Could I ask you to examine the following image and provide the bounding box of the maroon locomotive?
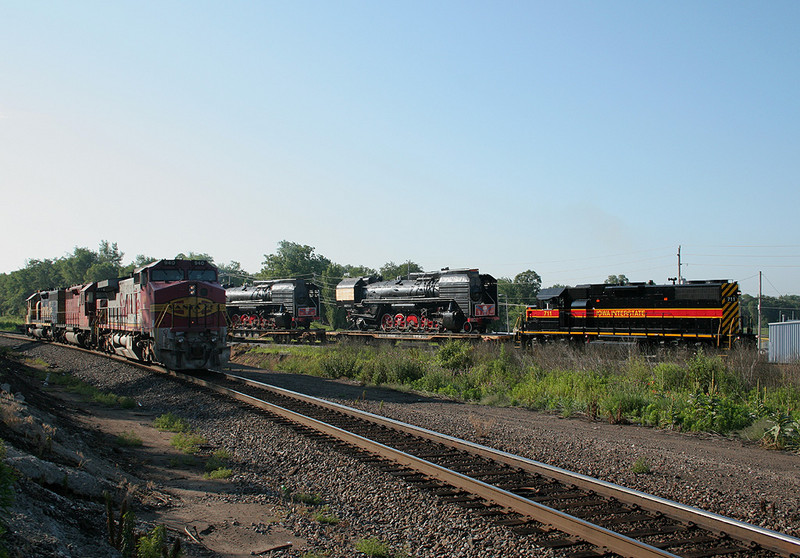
[26,259,229,370]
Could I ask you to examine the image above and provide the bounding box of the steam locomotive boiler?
[516,279,751,348]
[226,279,320,331]
[335,268,498,333]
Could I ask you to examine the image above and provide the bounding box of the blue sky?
[1,1,798,296]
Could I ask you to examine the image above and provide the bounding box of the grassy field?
[235,340,800,450]
[0,316,23,333]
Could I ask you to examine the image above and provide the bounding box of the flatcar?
[26,259,229,370]
[515,279,751,348]
[226,278,320,331]
[336,268,498,333]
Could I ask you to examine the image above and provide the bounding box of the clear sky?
[1,1,798,296]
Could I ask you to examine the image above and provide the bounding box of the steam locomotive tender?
[25,259,230,370]
[226,279,320,331]
[516,280,749,348]
[336,268,498,333]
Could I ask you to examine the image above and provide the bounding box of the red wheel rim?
[407,314,419,330]
[395,313,407,330]
[381,313,394,331]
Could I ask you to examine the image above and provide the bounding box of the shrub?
[312,506,340,525]
[293,492,323,506]
[115,431,143,447]
[170,433,206,454]
[355,537,391,557]
[319,347,362,379]
[203,467,232,480]
[631,456,651,474]
[437,340,473,372]
[154,413,191,433]
[137,524,182,558]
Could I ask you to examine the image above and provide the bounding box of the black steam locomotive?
[516,280,750,347]
[335,268,498,333]
[226,279,320,331]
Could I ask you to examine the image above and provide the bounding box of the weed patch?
[115,431,143,447]
[170,433,206,454]
[153,413,191,433]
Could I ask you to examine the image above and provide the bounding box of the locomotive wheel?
[381,313,394,331]
[463,321,473,333]
[394,313,407,330]
[406,314,419,331]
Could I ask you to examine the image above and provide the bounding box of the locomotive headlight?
[189,284,197,296]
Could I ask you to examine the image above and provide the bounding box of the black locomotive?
[226,279,320,331]
[335,268,498,333]
[516,280,750,347]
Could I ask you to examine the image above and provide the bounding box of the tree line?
[2,240,797,332]
[0,240,543,331]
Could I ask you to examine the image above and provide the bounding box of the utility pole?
[758,271,762,351]
[677,245,682,284]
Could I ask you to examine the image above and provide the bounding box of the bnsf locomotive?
[226,279,320,331]
[25,259,229,370]
[336,268,498,333]
[516,280,750,348]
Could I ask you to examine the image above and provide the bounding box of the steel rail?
[220,372,800,558]
[168,369,682,558]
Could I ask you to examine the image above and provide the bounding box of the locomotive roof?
[133,258,216,274]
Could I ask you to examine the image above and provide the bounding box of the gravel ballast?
[2,337,799,557]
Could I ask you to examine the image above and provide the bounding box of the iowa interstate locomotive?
[336,268,498,333]
[226,278,320,331]
[516,279,750,348]
[25,259,229,370]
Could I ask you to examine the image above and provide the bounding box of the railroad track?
[4,331,798,557]
[161,367,800,558]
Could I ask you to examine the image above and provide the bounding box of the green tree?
[84,262,121,282]
[120,255,157,276]
[343,264,377,278]
[58,247,98,286]
[605,274,630,285]
[174,252,214,262]
[98,241,124,267]
[494,269,542,332]
[259,241,331,279]
[217,261,251,287]
[379,261,422,280]
[320,263,347,328]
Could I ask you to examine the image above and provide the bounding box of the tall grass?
[237,341,800,439]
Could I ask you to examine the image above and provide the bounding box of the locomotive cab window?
[150,269,185,282]
[188,269,217,282]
